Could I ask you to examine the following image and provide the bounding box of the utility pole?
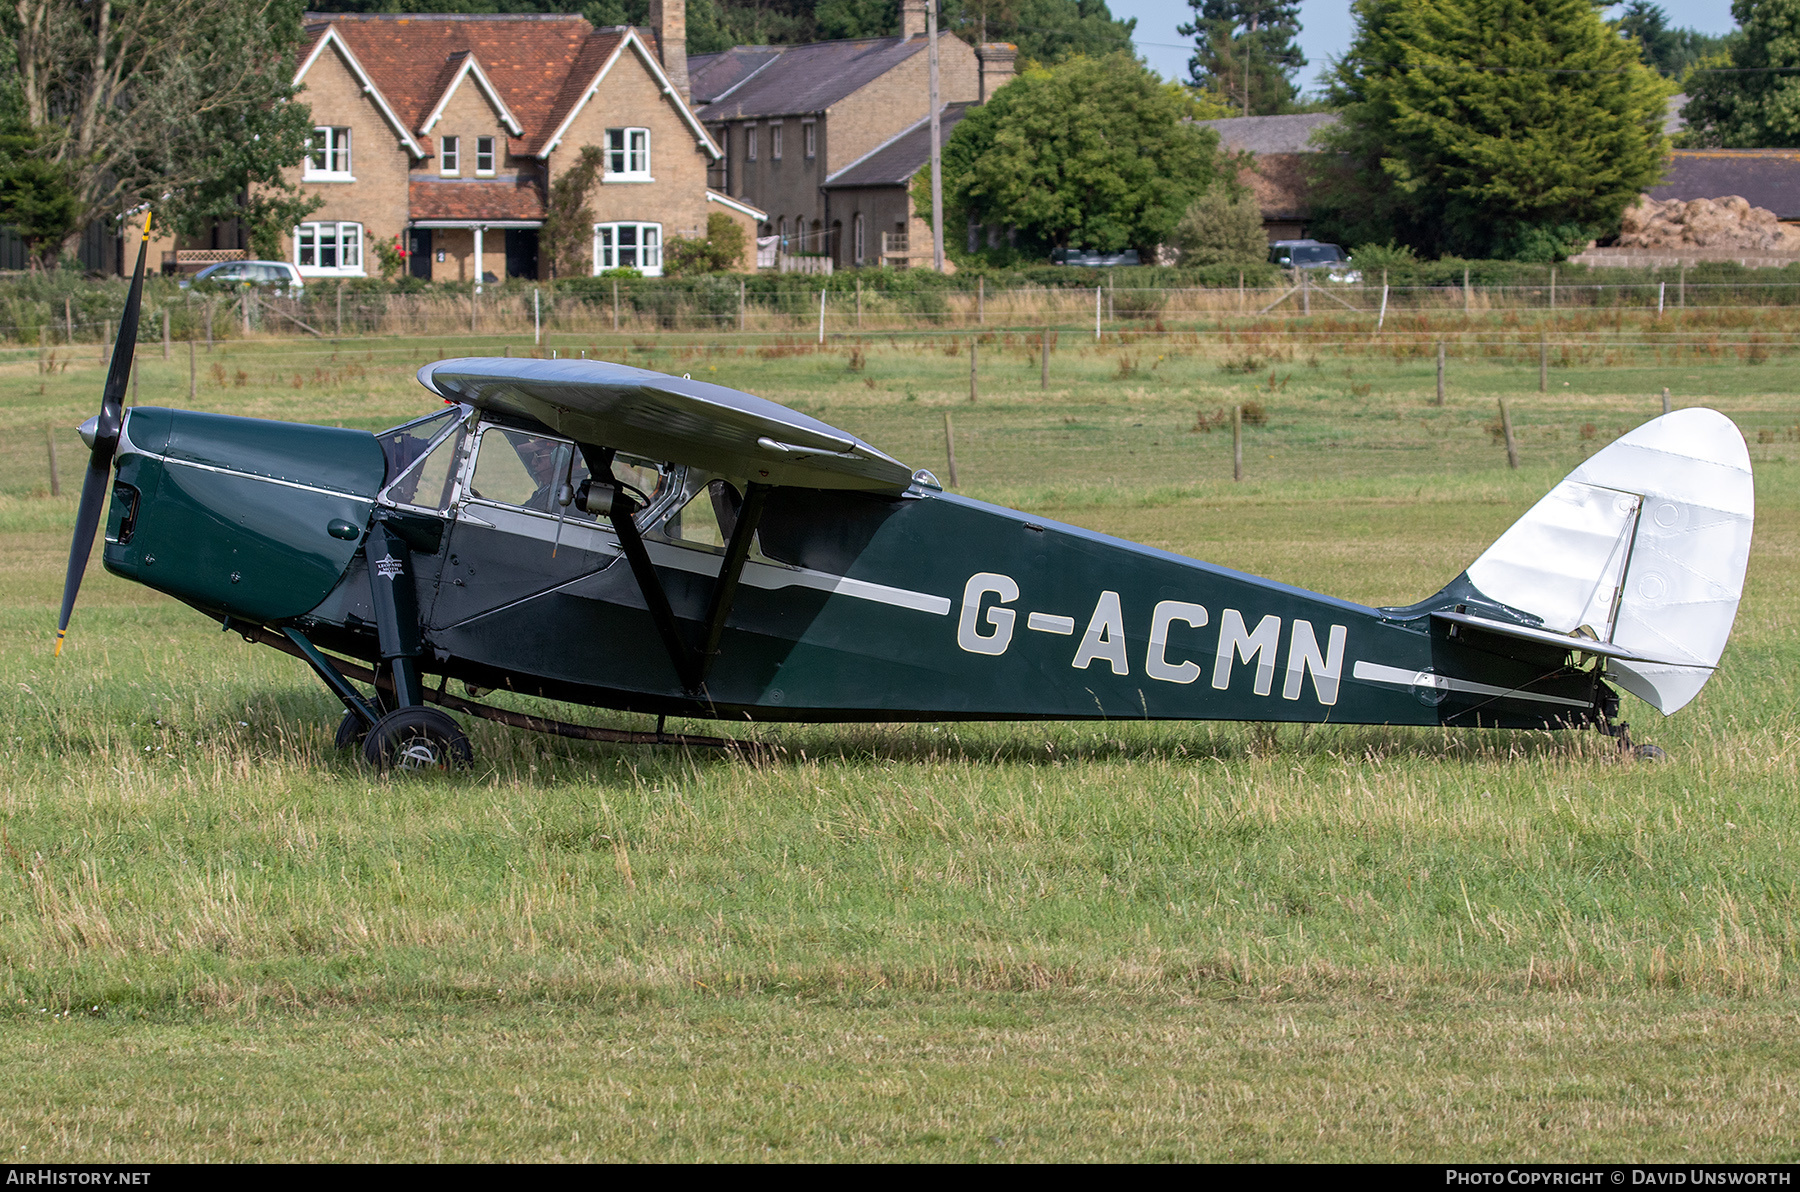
[927,0,945,273]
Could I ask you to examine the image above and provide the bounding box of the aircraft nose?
[77,415,100,450]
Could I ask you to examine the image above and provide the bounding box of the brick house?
[690,0,1014,267]
[1196,112,1340,242]
[159,9,763,281]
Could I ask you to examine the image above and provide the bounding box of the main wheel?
[335,710,369,751]
[1632,742,1669,762]
[362,707,473,772]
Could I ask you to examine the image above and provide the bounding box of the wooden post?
[1678,264,1685,309]
[1436,341,1445,406]
[1095,286,1101,340]
[534,287,542,345]
[1301,268,1309,316]
[1232,405,1243,482]
[64,296,73,343]
[504,344,511,357]
[856,277,863,330]
[1539,335,1548,393]
[612,279,620,331]
[1463,267,1471,313]
[1550,265,1556,311]
[817,287,826,344]
[46,428,60,497]
[1662,387,1672,415]
[969,339,978,402]
[37,328,46,375]
[241,292,250,336]
[977,275,984,325]
[1499,399,1519,470]
[161,310,169,360]
[943,411,959,487]
[188,338,196,400]
[1040,327,1049,391]
[337,283,344,336]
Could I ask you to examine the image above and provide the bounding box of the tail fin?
[1460,408,1753,714]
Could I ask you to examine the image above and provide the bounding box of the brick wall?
[419,76,523,282]
[827,35,977,175]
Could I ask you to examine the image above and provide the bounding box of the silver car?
[1268,240,1361,284]
[179,260,306,291]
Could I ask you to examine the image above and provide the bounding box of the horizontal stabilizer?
[1431,610,1714,670]
[418,357,917,493]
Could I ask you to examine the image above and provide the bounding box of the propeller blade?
[56,212,153,656]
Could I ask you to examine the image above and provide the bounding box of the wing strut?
[697,482,771,686]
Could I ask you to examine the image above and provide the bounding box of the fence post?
[1376,272,1389,333]
[1463,267,1471,314]
[64,296,73,343]
[856,277,863,330]
[38,328,46,376]
[534,287,541,345]
[1094,286,1101,341]
[1662,387,1671,416]
[1539,334,1547,393]
[943,411,959,488]
[162,310,169,360]
[1678,265,1685,309]
[818,287,826,344]
[1498,399,1519,470]
[1436,341,1446,406]
[738,278,746,333]
[1232,405,1243,482]
[612,279,620,331]
[977,275,984,325]
[969,339,978,402]
[1301,268,1309,316]
[46,428,60,498]
[1041,327,1050,391]
[242,292,250,336]
[188,338,196,400]
[1549,265,1556,311]
[1658,281,1666,316]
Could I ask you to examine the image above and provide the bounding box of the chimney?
[976,42,1017,102]
[901,0,929,39]
[650,0,689,104]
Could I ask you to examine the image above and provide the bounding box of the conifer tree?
[1179,0,1306,115]
[1312,0,1671,261]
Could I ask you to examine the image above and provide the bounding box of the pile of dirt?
[1619,194,1800,252]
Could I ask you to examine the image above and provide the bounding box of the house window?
[475,136,495,175]
[746,125,757,162]
[294,221,364,276]
[803,121,816,160]
[606,128,650,179]
[593,222,662,277]
[771,123,783,160]
[440,136,460,176]
[305,127,352,179]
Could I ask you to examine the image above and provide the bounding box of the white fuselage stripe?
[1351,660,1591,708]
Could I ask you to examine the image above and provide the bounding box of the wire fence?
[8,277,1800,351]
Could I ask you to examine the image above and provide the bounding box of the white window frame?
[440,135,460,176]
[604,127,651,181]
[803,119,816,160]
[746,124,758,162]
[293,221,365,277]
[304,126,353,181]
[592,221,663,277]
[771,122,783,161]
[475,135,496,175]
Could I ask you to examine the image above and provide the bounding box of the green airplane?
[57,226,1755,769]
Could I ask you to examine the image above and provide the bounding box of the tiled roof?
[1650,150,1800,221]
[1197,112,1339,156]
[409,176,547,222]
[693,35,938,121]
[822,103,973,189]
[299,13,623,156]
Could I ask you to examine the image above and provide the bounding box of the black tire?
[334,710,369,751]
[1632,743,1669,762]
[362,707,473,772]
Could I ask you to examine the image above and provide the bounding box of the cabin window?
[381,415,467,511]
[475,135,496,175]
[605,128,650,180]
[440,136,460,176]
[468,427,672,521]
[293,221,363,276]
[665,481,742,551]
[592,222,662,276]
[305,126,352,179]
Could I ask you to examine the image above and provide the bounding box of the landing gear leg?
[362,520,471,771]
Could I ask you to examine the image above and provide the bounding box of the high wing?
[417,357,916,493]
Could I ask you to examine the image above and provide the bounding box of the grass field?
[2,315,1799,1161]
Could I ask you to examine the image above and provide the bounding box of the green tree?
[1179,0,1306,115]
[543,146,605,278]
[4,0,319,257]
[0,121,81,270]
[1680,0,1800,146]
[664,210,749,273]
[1171,183,1264,265]
[1311,0,1672,261]
[1616,0,1728,79]
[922,53,1227,258]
